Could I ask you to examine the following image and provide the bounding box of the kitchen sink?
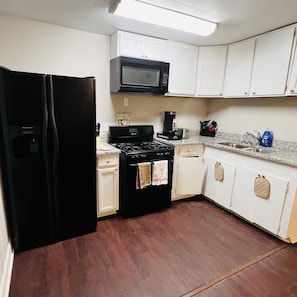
[218,142,271,154]
[218,142,250,149]
[242,146,268,153]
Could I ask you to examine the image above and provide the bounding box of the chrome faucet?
[243,131,261,146]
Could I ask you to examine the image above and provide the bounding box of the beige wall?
[0,13,113,124]
[111,94,207,133]
[207,97,297,142]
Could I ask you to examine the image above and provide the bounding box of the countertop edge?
[96,143,121,156]
[154,136,297,168]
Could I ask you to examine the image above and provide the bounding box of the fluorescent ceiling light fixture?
[109,0,217,36]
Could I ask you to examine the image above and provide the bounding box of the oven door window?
[122,66,160,87]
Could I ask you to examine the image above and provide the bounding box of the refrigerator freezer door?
[0,68,55,252]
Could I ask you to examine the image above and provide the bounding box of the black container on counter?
[200,120,217,137]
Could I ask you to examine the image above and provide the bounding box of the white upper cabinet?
[196,46,227,97]
[223,39,255,97]
[110,30,168,62]
[167,41,199,96]
[110,26,296,98]
[249,26,295,96]
[287,28,297,95]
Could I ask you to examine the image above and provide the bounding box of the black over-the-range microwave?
[110,56,170,95]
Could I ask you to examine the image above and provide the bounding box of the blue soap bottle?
[261,129,273,147]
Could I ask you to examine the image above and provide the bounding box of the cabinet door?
[175,145,204,195]
[250,26,295,96]
[253,173,288,234]
[223,39,255,97]
[144,36,168,61]
[175,156,204,195]
[111,31,167,61]
[196,46,227,96]
[167,41,199,95]
[287,30,297,95]
[203,157,236,209]
[97,167,119,218]
[231,166,258,222]
[117,31,144,58]
[231,166,288,234]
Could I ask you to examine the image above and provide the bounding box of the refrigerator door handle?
[47,75,61,238]
[47,77,60,156]
[41,76,57,241]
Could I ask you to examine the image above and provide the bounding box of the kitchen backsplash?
[217,131,297,151]
[100,129,297,151]
[100,128,297,151]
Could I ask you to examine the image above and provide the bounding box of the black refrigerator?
[0,67,97,252]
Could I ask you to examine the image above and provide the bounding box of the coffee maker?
[157,111,182,140]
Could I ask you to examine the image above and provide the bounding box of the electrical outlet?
[102,122,109,132]
[124,97,129,106]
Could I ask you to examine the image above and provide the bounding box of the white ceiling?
[1,0,297,46]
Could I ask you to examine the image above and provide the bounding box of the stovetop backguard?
[109,125,154,144]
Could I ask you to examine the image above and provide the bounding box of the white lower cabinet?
[203,146,297,243]
[231,166,289,234]
[203,156,236,209]
[172,144,204,200]
[97,154,119,218]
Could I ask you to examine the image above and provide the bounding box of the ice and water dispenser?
[12,125,40,158]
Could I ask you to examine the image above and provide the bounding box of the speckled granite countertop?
[155,132,297,168]
[96,132,297,167]
[96,142,121,156]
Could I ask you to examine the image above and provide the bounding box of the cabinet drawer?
[98,155,118,168]
[179,145,203,156]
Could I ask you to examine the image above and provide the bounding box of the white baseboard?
[0,243,14,297]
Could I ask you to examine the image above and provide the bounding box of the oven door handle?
[128,163,152,168]
[128,161,170,167]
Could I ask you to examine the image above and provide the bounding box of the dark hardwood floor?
[9,198,297,297]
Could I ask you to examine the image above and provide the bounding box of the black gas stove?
[109,125,174,162]
[113,141,171,153]
[108,125,174,218]
[111,141,173,162]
